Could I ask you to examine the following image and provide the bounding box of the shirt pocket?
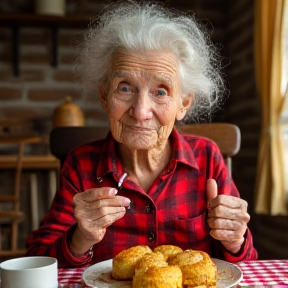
[174,211,209,243]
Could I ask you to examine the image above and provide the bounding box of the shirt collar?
[96,126,199,179]
[169,127,199,169]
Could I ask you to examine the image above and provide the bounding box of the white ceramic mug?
[0,256,58,288]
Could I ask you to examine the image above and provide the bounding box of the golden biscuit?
[168,249,217,288]
[134,252,168,276]
[112,245,152,280]
[132,265,182,288]
[154,245,183,261]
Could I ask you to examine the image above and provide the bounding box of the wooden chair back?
[50,124,241,175]
[177,123,241,175]
[0,136,42,258]
[50,126,110,165]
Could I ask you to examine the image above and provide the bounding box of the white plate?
[212,258,243,288]
[82,258,242,288]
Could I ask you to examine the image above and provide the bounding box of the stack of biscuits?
[112,245,217,288]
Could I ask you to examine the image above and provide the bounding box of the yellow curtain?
[254,0,286,215]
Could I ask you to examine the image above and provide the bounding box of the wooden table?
[57,259,288,287]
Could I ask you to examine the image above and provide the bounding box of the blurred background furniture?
[50,126,109,165]
[50,123,241,175]
[177,123,241,175]
[0,136,59,258]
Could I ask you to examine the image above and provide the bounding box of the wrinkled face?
[100,50,190,150]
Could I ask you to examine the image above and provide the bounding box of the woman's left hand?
[206,179,250,254]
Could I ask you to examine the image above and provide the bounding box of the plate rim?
[212,258,243,288]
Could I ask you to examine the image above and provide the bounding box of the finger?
[74,196,130,218]
[209,194,248,211]
[207,218,247,232]
[83,207,127,230]
[206,179,218,209]
[74,187,118,204]
[76,205,126,223]
[100,209,127,228]
[208,205,250,222]
[94,196,131,209]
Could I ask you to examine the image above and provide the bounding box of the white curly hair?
[76,0,227,123]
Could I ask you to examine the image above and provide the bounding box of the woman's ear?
[99,85,108,112]
[176,92,193,121]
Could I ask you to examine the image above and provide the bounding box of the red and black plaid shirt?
[26,128,257,268]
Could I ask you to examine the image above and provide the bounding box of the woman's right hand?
[69,187,130,256]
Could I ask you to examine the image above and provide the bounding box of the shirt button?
[148,231,156,242]
[127,201,132,210]
[146,205,154,213]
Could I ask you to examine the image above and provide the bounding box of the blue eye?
[155,89,167,96]
[120,86,130,92]
[117,83,133,94]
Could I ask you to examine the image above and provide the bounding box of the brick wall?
[0,26,109,133]
[0,0,228,136]
[224,1,260,212]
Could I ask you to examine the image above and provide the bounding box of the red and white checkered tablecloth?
[58,267,85,285]
[237,260,288,287]
[58,260,288,287]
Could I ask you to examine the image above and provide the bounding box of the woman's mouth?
[123,124,158,133]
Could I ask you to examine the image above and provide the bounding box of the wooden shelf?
[0,136,59,169]
[0,136,43,144]
[0,13,91,76]
[0,155,59,169]
[0,249,26,257]
[0,13,90,28]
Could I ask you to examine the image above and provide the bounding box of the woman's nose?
[129,91,153,120]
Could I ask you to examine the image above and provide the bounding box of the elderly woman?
[26,1,257,267]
